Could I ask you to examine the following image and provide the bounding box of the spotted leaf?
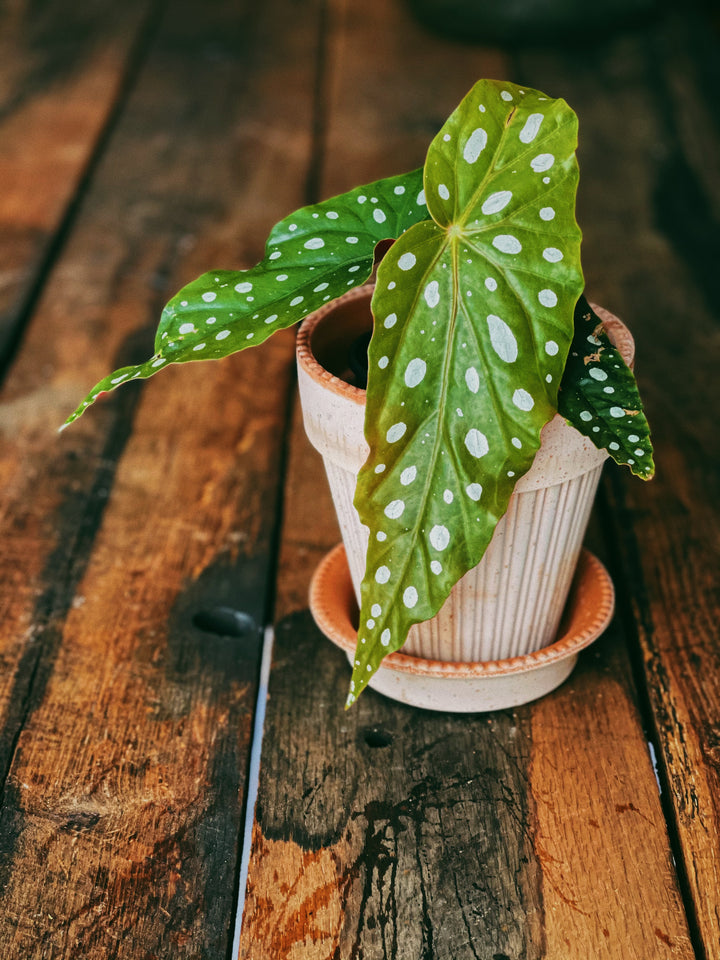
[63,169,429,426]
[348,79,583,704]
[559,296,654,478]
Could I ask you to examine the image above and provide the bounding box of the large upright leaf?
[63,169,429,426]
[560,296,654,478]
[347,79,584,704]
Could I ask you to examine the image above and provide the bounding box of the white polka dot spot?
[519,113,544,143]
[381,629,391,647]
[512,389,534,411]
[269,251,282,260]
[466,483,483,501]
[609,407,625,418]
[481,190,513,215]
[429,525,450,551]
[538,289,558,307]
[386,422,407,442]
[304,238,325,250]
[465,367,480,393]
[346,236,359,244]
[384,313,397,329]
[234,281,253,293]
[512,437,522,448]
[589,368,608,381]
[403,587,418,609]
[394,185,406,195]
[492,235,522,254]
[539,207,555,221]
[398,252,417,271]
[545,340,559,356]
[542,247,563,262]
[313,282,329,292]
[487,314,518,363]
[201,291,216,303]
[373,208,387,224]
[374,463,386,473]
[371,603,382,617]
[405,358,426,387]
[378,356,389,369]
[265,314,278,324]
[485,277,498,292]
[385,499,405,519]
[400,466,417,485]
[290,296,304,306]
[579,411,593,422]
[178,323,195,335]
[438,184,450,200]
[375,566,391,584]
[531,153,555,172]
[216,330,230,340]
[465,428,489,458]
[463,128,488,164]
[424,281,440,308]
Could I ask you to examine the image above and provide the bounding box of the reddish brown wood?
[518,14,720,954]
[0,0,321,955]
[0,0,158,368]
[239,2,697,957]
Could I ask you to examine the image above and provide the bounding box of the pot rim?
[295,285,371,407]
[296,285,635,403]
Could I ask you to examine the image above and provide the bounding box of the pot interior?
[309,286,373,384]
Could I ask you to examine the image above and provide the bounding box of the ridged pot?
[297,284,633,666]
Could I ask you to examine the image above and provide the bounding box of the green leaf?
[63,169,429,426]
[559,296,655,479]
[348,79,584,704]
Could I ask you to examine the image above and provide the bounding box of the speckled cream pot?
[297,285,632,705]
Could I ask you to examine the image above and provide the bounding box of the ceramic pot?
[296,285,632,666]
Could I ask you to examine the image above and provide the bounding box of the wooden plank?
[0,0,157,369]
[517,11,720,955]
[0,0,321,955]
[240,0,695,956]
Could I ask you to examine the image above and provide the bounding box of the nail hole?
[362,727,393,749]
[193,607,257,638]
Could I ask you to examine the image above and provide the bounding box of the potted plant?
[64,79,653,708]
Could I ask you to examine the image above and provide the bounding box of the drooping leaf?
[63,169,429,426]
[560,296,654,478]
[348,79,584,704]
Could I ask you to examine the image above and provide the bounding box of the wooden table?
[1,0,718,956]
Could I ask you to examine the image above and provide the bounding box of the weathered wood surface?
[243,425,693,959]
[1,0,718,956]
[238,1,714,957]
[0,0,158,371]
[0,0,318,954]
[517,11,720,956]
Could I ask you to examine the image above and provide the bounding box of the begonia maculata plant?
[66,79,653,705]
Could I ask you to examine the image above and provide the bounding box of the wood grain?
[239,1,702,956]
[0,0,320,954]
[0,0,157,369]
[517,14,720,955]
